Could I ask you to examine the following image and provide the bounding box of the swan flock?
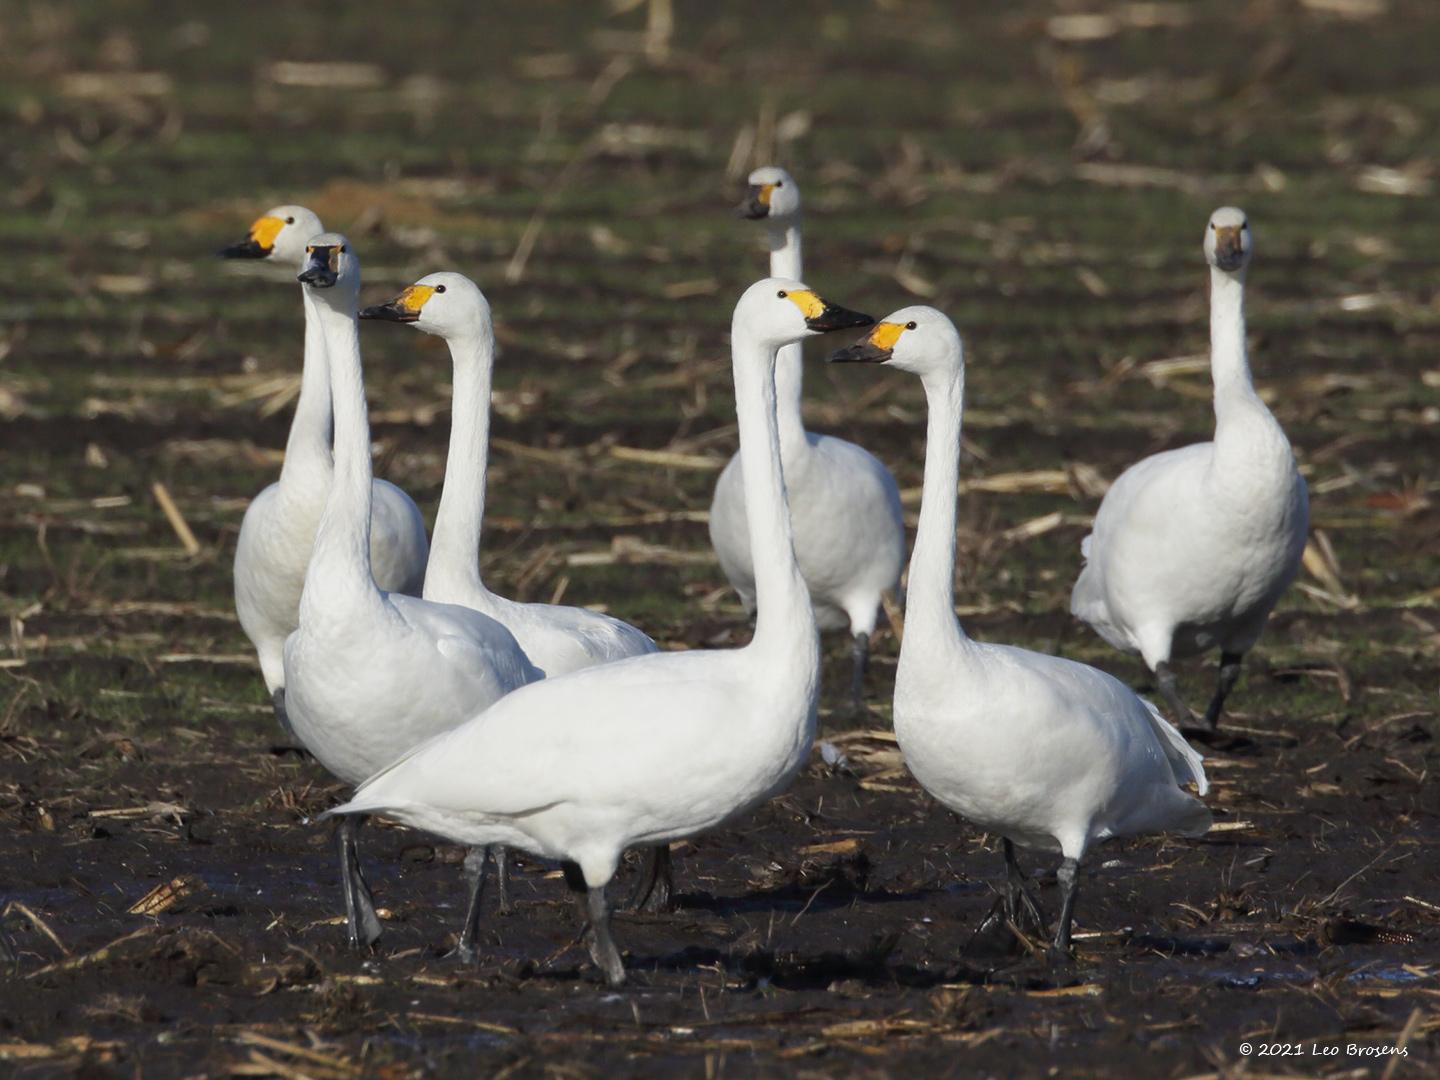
[215,180,1306,986]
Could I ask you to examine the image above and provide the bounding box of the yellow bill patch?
[869,322,907,350]
[782,289,826,319]
[756,182,775,206]
[248,215,285,252]
[393,284,437,314]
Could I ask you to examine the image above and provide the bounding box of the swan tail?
[1140,696,1209,796]
[1171,794,1214,838]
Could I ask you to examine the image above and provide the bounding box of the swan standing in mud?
[360,271,660,931]
[831,308,1212,956]
[322,280,873,986]
[1070,209,1308,732]
[282,235,538,949]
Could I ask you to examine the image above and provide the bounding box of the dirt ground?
[2,1,1438,1076]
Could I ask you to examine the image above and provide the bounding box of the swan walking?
[360,272,661,931]
[221,207,429,734]
[322,280,873,986]
[709,167,905,713]
[831,308,1211,956]
[282,235,539,949]
[1070,209,1308,732]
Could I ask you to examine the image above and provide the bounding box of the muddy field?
[2,1,1439,1076]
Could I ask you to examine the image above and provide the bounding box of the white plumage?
[222,206,429,726]
[358,271,657,678]
[325,278,875,985]
[710,167,905,710]
[1071,208,1308,732]
[281,234,539,948]
[830,306,1211,955]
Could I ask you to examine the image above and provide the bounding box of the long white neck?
[1209,266,1288,475]
[278,287,334,495]
[424,327,495,604]
[732,318,816,657]
[767,219,807,456]
[301,288,380,617]
[904,366,970,653]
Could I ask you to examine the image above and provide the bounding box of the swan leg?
[563,860,626,987]
[452,846,491,964]
[1153,662,1198,729]
[1049,857,1080,961]
[626,845,675,914]
[1003,839,1046,937]
[493,846,513,916]
[848,631,870,715]
[271,688,295,739]
[336,816,383,950]
[1200,651,1244,730]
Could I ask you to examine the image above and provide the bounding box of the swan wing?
[1137,696,1209,796]
[337,651,741,820]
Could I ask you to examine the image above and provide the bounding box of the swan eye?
[776,290,787,298]
[1211,223,1217,230]
[905,321,917,330]
[774,180,784,188]
[285,216,295,224]
[435,284,446,293]
[340,245,348,253]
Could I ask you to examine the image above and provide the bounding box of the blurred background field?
[1,1,1438,1076]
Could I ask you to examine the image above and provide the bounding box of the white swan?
[709,167,905,712]
[282,234,540,948]
[222,206,429,732]
[360,271,664,923]
[830,307,1211,956]
[359,272,657,674]
[1070,208,1308,732]
[322,279,874,986]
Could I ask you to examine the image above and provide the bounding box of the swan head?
[219,205,323,266]
[735,277,872,350]
[1204,206,1252,274]
[738,166,800,221]
[297,232,360,296]
[829,305,962,377]
[359,271,490,338]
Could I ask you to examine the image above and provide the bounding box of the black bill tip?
[297,266,338,288]
[218,239,269,260]
[829,341,892,364]
[804,304,874,334]
[357,301,414,322]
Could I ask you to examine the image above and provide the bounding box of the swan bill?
[1213,225,1245,271]
[219,215,285,259]
[829,321,907,363]
[737,183,775,219]
[780,289,872,333]
[805,302,874,333]
[298,244,341,288]
[358,284,437,323]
